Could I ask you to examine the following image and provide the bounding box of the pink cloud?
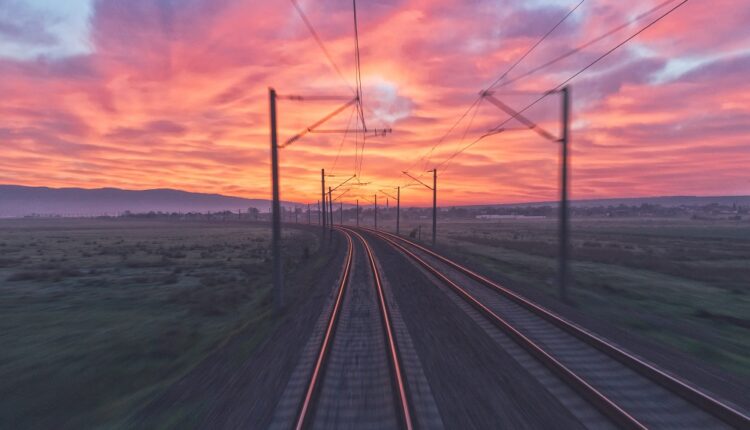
[0,0,748,205]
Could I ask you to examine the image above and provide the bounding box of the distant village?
[467,202,747,221]
[22,201,746,221]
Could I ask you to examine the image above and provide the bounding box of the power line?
[352,0,366,130]
[352,0,369,179]
[498,0,681,89]
[460,97,483,146]
[406,96,482,174]
[437,0,690,171]
[439,96,485,175]
[329,104,357,176]
[403,0,584,181]
[291,0,381,185]
[486,0,585,90]
[357,133,366,177]
[553,0,689,90]
[290,0,355,94]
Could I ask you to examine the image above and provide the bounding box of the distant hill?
[2,184,747,218]
[472,195,750,209]
[0,185,300,217]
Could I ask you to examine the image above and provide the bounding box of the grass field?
[388,216,750,378]
[2,216,748,427]
[0,218,321,428]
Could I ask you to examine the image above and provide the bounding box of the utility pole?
[402,170,436,245]
[269,88,283,313]
[270,88,379,247]
[559,86,571,302]
[432,169,437,247]
[329,186,334,233]
[340,201,343,225]
[374,194,378,230]
[356,199,359,227]
[481,87,570,301]
[380,188,400,235]
[321,169,327,234]
[396,186,401,235]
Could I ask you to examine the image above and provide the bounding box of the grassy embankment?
[0,218,324,428]
[391,217,750,378]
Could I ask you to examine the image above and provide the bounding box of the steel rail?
[367,228,750,429]
[343,227,415,430]
[294,231,354,430]
[366,228,646,430]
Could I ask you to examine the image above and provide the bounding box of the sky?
[0,0,748,206]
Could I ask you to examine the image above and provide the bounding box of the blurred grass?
[395,217,750,378]
[0,218,320,428]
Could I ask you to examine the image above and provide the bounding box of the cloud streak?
[0,0,748,205]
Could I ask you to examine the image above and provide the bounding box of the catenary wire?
[436,0,690,171]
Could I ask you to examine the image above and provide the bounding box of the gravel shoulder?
[364,230,589,429]
[133,227,347,428]
[422,236,750,414]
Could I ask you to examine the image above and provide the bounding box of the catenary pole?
[396,186,401,235]
[321,169,327,234]
[432,169,437,246]
[558,86,571,302]
[329,186,334,233]
[269,88,283,313]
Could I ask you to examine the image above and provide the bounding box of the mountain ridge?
[0,185,298,217]
[1,184,748,217]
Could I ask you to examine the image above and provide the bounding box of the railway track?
[362,227,750,430]
[292,228,414,429]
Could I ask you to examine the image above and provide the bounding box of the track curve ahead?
[361,227,749,430]
[293,228,414,429]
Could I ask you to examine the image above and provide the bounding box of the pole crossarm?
[366,128,393,137]
[332,188,352,201]
[310,127,392,135]
[481,92,558,142]
[330,174,355,192]
[281,96,358,148]
[479,125,543,140]
[402,170,433,190]
[400,183,421,189]
[354,177,372,185]
[276,94,354,101]
[481,89,559,96]
[379,189,398,200]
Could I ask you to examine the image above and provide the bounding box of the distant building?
[475,214,546,220]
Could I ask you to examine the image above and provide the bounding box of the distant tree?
[248,207,260,220]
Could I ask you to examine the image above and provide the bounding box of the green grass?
[393,217,750,377]
[0,218,320,429]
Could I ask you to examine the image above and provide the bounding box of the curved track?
[293,228,413,429]
[362,227,749,429]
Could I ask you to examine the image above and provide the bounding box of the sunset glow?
[1,0,748,205]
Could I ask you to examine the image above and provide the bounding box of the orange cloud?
[0,0,748,206]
